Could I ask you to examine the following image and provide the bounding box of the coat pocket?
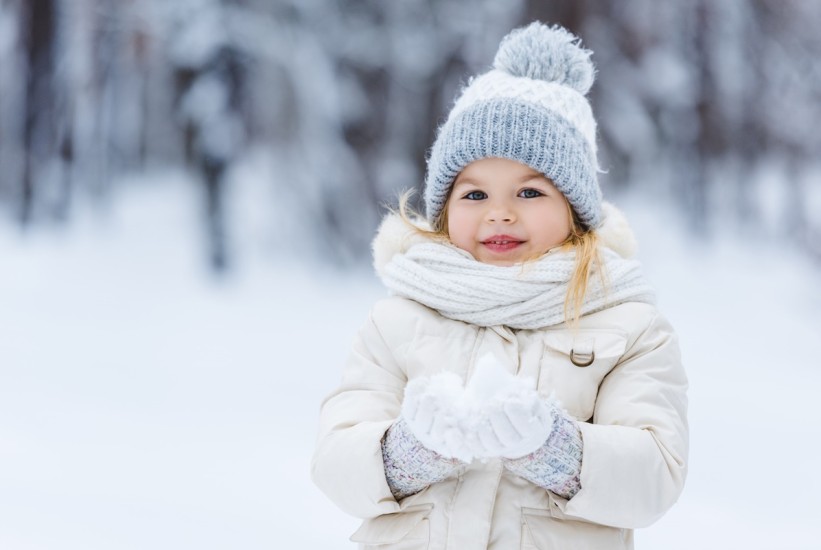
[520,507,632,550]
[539,330,628,421]
[350,504,433,549]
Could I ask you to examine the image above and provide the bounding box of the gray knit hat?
[424,22,602,228]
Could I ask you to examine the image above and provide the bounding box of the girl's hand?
[466,354,556,460]
[471,390,555,459]
[401,372,476,463]
[400,354,559,463]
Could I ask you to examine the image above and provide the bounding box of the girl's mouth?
[481,236,524,252]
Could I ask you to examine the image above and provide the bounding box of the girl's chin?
[483,258,517,266]
[474,244,530,265]
[474,248,551,266]
[474,253,527,266]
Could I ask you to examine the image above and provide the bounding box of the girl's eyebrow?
[519,172,547,183]
[452,178,478,187]
[517,177,551,189]
[455,172,545,186]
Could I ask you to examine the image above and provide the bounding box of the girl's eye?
[519,188,543,199]
[464,190,487,200]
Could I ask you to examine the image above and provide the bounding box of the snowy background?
[2,0,821,549]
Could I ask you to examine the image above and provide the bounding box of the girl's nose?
[486,203,516,223]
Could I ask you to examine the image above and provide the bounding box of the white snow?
[1,173,820,549]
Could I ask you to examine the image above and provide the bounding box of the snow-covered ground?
[1,174,819,549]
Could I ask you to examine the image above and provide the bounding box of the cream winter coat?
[312,211,688,550]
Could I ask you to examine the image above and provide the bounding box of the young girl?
[312,22,688,550]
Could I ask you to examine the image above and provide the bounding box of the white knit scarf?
[379,235,656,330]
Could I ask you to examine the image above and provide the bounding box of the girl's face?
[446,157,572,266]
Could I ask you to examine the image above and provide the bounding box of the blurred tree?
[168,0,249,271]
[20,0,57,224]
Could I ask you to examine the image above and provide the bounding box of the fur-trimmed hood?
[372,201,638,279]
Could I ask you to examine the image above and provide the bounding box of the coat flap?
[521,508,560,550]
[543,330,627,360]
[522,507,630,549]
[350,504,434,544]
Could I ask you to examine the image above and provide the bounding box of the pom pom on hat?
[493,22,595,95]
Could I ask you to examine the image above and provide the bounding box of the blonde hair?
[559,201,607,326]
[395,189,449,240]
[395,189,606,326]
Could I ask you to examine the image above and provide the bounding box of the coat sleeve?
[561,310,689,528]
[310,304,408,519]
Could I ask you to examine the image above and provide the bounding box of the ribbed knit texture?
[380,241,654,330]
[382,417,463,500]
[503,406,583,499]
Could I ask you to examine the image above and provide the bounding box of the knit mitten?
[502,406,583,499]
[466,355,555,460]
[401,371,476,462]
[381,417,463,500]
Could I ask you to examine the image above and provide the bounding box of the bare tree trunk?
[54,104,74,221]
[525,0,586,31]
[21,0,56,225]
[173,36,246,272]
[135,28,150,170]
[687,0,714,236]
[202,155,227,270]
